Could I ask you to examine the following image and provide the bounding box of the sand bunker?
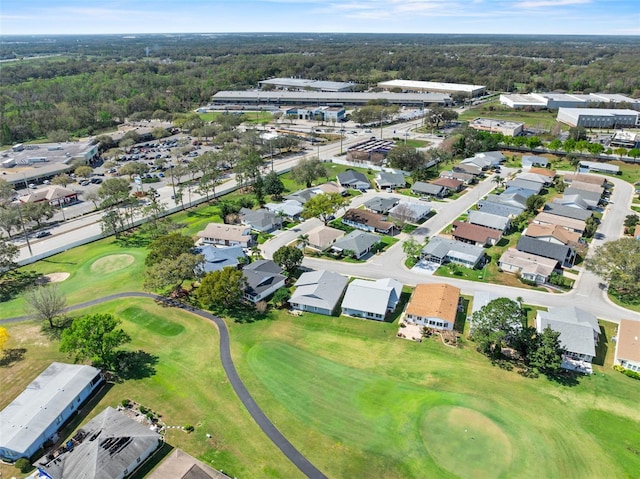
[36,272,71,284]
[90,254,135,275]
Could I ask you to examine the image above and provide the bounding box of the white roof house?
[289,270,349,316]
[341,278,403,321]
[0,363,102,461]
[468,210,510,232]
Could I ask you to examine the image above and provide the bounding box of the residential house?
[567,181,605,195]
[544,203,592,221]
[195,245,247,274]
[0,363,103,461]
[536,306,600,373]
[405,283,461,331]
[563,173,608,187]
[533,212,586,235]
[342,208,396,235]
[498,248,559,284]
[460,151,504,170]
[516,236,576,268]
[563,187,602,209]
[316,181,346,195]
[374,172,406,190]
[337,170,371,190]
[421,236,485,268]
[453,163,483,176]
[551,194,590,211]
[364,196,400,214]
[431,177,464,194]
[504,178,543,195]
[239,208,282,233]
[634,224,640,240]
[471,291,500,316]
[528,167,556,180]
[242,260,287,303]
[388,201,431,224]
[284,188,321,205]
[614,319,640,372]
[468,210,510,232]
[35,407,161,479]
[521,155,549,169]
[20,186,78,207]
[289,270,348,316]
[515,172,551,186]
[578,160,620,175]
[331,230,381,259]
[440,170,475,184]
[452,221,502,246]
[341,278,403,320]
[264,199,304,220]
[411,181,446,198]
[197,223,253,248]
[482,192,528,210]
[476,200,524,218]
[147,449,232,479]
[524,223,581,246]
[305,225,344,251]
[503,186,537,199]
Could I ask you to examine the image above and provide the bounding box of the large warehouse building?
[211,90,452,108]
[500,92,640,110]
[556,108,640,128]
[259,78,358,92]
[377,79,486,97]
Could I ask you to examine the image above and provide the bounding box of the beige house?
[20,186,78,207]
[614,319,640,372]
[306,225,344,251]
[498,248,558,284]
[524,223,581,246]
[533,212,586,235]
[197,223,253,247]
[405,283,460,331]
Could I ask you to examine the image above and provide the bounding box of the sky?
[1,0,639,36]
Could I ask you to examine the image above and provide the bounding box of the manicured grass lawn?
[0,238,148,319]
[0,299,302,479]
[228,310,640,479]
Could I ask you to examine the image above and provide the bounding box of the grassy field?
[458,101,561,131]
[0,299,302,479]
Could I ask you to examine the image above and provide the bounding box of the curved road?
[1,292,327,479]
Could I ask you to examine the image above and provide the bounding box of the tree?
[0,178,14,204]
[196,267,247,310]
[52,173,73,188]
[568,126,588,141]
[48,129,70,142]
[296,234,310,250]
[586,238,640,301]
[144,252,202,294]
[119,161,149,179]
[583,216,598,238]
[146,233,195,266]
[60,313,131,369]
[74,165,93,179]
[301,192,348,225]
[527,327,564,374]
[0,237,19,272]
[22,202,54,228]
[624,214,639,232]
[272,287,291,308]
[84,190,101,210]
[402,237,422,262]
[273,245,304,273]
[99,178,131,207]
[525,195,545,213]
[291,158,327,188]
[0,326,9,351]
[0,206,21,238]
[24,283,68,328]
[264,170,285,200]
[386,145,424,171]
[470,298,525,358]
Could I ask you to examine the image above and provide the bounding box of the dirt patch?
[90,254,135,275]
[35,272,71,284]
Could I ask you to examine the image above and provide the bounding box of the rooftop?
[616,319,640,363]
[378,79,485,93]
[406,283,460,324]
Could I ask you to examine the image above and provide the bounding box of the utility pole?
[16,201,33,256]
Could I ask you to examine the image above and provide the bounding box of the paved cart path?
[1,292,327,479]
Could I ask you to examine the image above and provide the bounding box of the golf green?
[90,253,135,274]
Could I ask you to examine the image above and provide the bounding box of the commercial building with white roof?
[556,108,640,128]
[259,77,358,92]
[0,362,103,461]
[500,92,640,110]
[377,79,486,97]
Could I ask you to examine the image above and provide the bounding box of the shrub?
[15,458,31,473]
[184,424,195,433]
[121,399,131,408]
[139,405,148,415]
[255,300,268,313]
[624,369,640,380]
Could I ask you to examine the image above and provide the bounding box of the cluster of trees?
[143,233,202,295]
[470,298,564,375]
[2,33,638,145]
[587,238,640,303]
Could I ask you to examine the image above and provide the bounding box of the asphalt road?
[0,292,327,479]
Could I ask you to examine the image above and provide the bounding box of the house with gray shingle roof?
[411,181,446,198]
[331,230,380,259]
[35,407,160,479]
[504,178,543,195]
[337,170,371,190]
[421,236,485,268]
[239,208,282,232]
[563,187,602,209]
[477,200,524,218]
[516,235,575,268]
[521,155,549,169]
[195,245,247,274]
[264,199,304,219]
[242,260,287,303]
[375,172,406,189]
[544,203,593,221]
[536,306,600,373]
[389,201,431,224]
[364,196,400,214]
[483,192,528,210]
[289,270,348,316]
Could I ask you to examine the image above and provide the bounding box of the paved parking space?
[411,260,440,276]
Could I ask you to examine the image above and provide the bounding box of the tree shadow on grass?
[544,371,580,387]
[113,350,159,381]
[0,348,27,367]
[40,315,75,341]
[225,304,272,324]
[593,324,609,367]
[0,270,41,302]
[115,231,152,248]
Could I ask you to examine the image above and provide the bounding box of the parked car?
[80,180,90,186]
[35,231,51,238]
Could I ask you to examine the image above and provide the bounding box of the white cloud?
[515,0,590,8]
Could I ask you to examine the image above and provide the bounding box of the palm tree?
[492,175,505,188]
[296,234,310,251]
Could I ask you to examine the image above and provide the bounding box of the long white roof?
[0,362,101,456]
[378,79,485,93]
